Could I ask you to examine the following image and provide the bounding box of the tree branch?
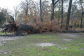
[54,0,59,5]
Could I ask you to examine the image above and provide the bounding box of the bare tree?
[14,7,19,19]
[79,0,84,28]
[21,0,29,16]
[65,0,73,30]
[40,0,43,22]
[60,0,64,28]
[51,0,59,21]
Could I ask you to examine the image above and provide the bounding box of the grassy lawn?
[0,33,84,56]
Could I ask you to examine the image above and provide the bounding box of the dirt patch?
[0,50,10,54]
[60,33,79,38]
[63,39,72,42]
[36,43,68,50]
[36,43,56,47]
[0,36,23,46]
[80,48,84,50]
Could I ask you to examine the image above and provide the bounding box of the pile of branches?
[2,22,39,35]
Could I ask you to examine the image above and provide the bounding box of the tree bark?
[40,0,43,22]
[65,0,73,30]
[51,0,55,21]
[25,0,28,16]
[80,0,83,28]
[61,0,64,28]
[51,0,59,21]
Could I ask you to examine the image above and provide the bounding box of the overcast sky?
[0,0,39,14]
[0,0,21,10]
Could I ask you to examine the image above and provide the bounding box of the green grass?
[0,32,12,35]
[0,33,84,56]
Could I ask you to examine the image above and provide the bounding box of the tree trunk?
[51,0,59,21]
[65,0,73,30]
[80,1,83,28]
[25,0,28,16]
[40,0,43,22]
[51,0,55,21]
[61,0,64,28]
